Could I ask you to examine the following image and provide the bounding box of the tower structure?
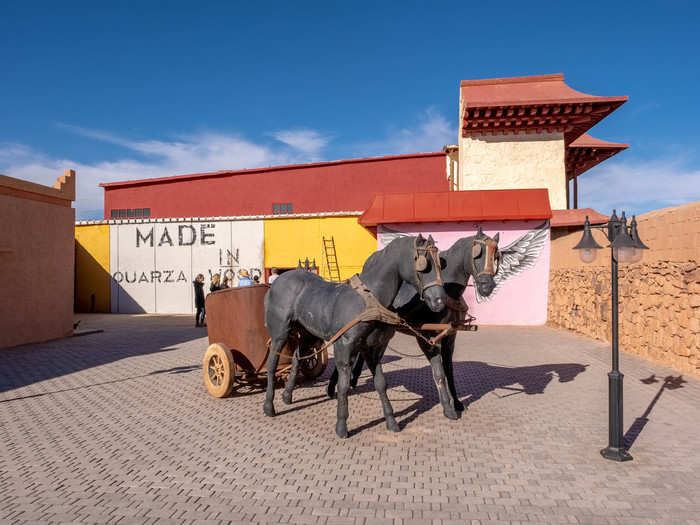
[457,74,628,210]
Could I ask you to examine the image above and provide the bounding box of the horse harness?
[413,237,443,300]
[470,237,500,280]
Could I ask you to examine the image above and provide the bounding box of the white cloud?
[578,157,700,215]
[359,107,455,157]
[271,129,330,160]
[0,127,332,220]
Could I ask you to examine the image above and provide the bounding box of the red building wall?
[102,153,448,219]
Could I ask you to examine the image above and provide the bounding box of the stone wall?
[458,131,566,210]
[548,201,700,378]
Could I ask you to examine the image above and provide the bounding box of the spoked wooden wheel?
[203,343,236,398]
[299,342,328,379]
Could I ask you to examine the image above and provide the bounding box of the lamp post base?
[600,446,633,462]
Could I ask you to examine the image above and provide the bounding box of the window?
[110,208,151,219]
[273,203,293,215]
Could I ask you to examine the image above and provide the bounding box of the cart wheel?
[300,344,328,379]
[203,343,236,398]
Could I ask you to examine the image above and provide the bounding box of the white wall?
[458,131,566,210]
[110,219,264,313]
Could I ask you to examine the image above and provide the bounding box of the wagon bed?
[202,284,327,398]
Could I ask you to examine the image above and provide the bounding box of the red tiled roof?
[99,152,444,188]
[460,74,627,144]
[359,189,552,226]
[566,134,629,179]
[551,208,609,228]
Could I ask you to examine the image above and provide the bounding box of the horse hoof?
[326,386,336,399]
[386,419,400,433]
[335,422,348,439]
[444,408,459,420]
[263,403,276,417]
[350,379,358,389]
[454,399,465,412]
[281,391,293,405]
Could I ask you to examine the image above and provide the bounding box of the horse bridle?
[470,238,500,279]
[413,238,444,300]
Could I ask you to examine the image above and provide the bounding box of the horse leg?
[334,343,352,439]
[281,347,300,405]
[328,351,364,399]
[327,366,339,399]
[365,350,400,432]
[350,353,364,389]
[417,337,458,420]
[441,334,464,411]
[263,337,286,417]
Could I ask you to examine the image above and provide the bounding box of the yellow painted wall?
[264,216,377,281]
[75,224,110,312]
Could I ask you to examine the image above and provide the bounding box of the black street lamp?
[573,211,649,461]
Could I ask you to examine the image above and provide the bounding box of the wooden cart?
[202,284,328,398]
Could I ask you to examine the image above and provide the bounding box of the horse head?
[401,234,447,312]
[467,229,500,298]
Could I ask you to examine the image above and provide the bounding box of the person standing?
[193,274,206,327]
[237,269,253,287]
[269,267,280,284]
[210,273,222,293]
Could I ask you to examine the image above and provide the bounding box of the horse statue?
[263,234,448,438]
[327,228,502,413]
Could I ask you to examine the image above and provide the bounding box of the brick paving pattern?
[1,314,700,525]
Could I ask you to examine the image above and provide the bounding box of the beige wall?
[0,171,76,348]
[458,131,566,209]
[548,201,700,378]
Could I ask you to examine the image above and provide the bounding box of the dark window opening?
[272,203,293,215]
[110,208,151,219]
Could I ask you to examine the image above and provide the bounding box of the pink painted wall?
[378,220,551,325]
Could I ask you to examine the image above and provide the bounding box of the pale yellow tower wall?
[457,131,566,210]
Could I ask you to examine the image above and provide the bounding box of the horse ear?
[417,233,425,242]
[477,226,483,237]
[493,232,499,243]
[427,234,435,244]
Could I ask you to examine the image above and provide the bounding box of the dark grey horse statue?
[263,235,448,438]
[327,230,500,412]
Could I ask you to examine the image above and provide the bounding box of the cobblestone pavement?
[1,314,700,525]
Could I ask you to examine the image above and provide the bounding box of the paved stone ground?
[1,314,699,525]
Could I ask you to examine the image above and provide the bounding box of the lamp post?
[573,211,649,462]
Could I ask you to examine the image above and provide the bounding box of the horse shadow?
[316,358,588,435]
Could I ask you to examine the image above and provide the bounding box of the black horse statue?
[263,234,448,438]
[327,229,500,412]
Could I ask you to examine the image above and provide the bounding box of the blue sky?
[1,1,699,219]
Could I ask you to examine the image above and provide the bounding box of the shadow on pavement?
[624,374,686,449]
[331,358,588,435]
[0,321,206,395]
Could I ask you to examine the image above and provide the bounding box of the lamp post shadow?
[624,374,687,450]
